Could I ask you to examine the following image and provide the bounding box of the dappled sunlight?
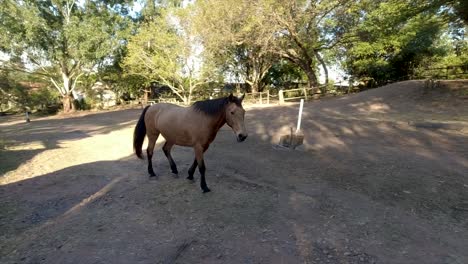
[305,120,347,151]
[1,81,468,263]
[246,96,468,175]
[1,109,143,184]
[1,128,134,185]
[350,100,391,114]
[4,141,46,151]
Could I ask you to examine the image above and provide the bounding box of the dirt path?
[1,80,467,264]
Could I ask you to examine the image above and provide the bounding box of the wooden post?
[279,89,284,105]
[267,90,270,104]
[260,92,263,104]
[296,99,304,133]
[303,87,308,101]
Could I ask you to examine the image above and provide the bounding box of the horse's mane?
[191,96,241,116]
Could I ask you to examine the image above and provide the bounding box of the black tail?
[133,105,151,159]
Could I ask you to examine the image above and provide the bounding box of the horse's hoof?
[149,174,157,178]
[186,175,194,181]
[172,173,179,178]
[202,188,211,193]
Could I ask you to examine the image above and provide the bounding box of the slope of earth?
[0,80,467,264]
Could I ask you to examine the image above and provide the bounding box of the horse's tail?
[133,105,151,159]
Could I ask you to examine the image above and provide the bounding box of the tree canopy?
[0,0,133,112]
[0,0,466,112]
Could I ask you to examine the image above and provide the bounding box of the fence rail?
[278,85,326,104]
[244,90,270,104]
[144,65,468,107]
[417,65,468,80]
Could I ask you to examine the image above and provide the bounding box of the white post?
[296,99,304,133]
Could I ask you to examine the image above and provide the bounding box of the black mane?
[191,96,241,116]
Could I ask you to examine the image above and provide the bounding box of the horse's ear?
[239,94,245,102]
[228,93,234,102]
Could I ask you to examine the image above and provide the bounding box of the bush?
[73,98,92,110]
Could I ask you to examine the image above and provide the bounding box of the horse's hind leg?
[147,132,159,177]
[162,141,178,174]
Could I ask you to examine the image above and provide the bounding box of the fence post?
[267,90,270,104]
[279,89,284,105]
[260,92,263,104]
[303,87,308,101]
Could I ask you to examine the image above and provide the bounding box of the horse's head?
[226,94,247,142]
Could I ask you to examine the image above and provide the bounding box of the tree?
[265,0,361,92]
[195,0,360,93]
[193,0,278,93]
[340,0,452,85]
[123,6,213,105]
[263,59,305,88]
[0,65,59,112]
[0,0,133,112]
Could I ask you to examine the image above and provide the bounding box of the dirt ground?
[1,80,467,264]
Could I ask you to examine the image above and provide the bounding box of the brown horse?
[133,94,247,192]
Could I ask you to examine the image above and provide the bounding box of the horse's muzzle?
[237,134,248,142]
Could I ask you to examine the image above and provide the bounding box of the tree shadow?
[0,151,283,264]
[1,82,467,263]
[244,92,468,222]
[214,84,468,263]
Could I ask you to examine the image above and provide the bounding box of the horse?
[133,94,248,193]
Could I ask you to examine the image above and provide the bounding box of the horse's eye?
[230,111,234,115]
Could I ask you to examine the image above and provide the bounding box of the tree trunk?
[251,82,259,94]
[62,94,75,112]
[303,66,318,92]
[315,51,328,94]
[285,56,319,91]
[188,91,192,105]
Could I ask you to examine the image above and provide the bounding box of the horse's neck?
[203,111,226,145]
[212,111,226,132]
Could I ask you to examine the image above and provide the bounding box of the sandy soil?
[1,80,467,264]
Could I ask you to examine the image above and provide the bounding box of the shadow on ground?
[0,109,142,176]
[1,80,467,264]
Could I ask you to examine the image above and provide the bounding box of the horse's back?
[146,103,186,126]
[145,103,198,146]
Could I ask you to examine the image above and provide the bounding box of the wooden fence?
[278,85,326,104]
[416,65,468,80]
[244,91,271,105]
[237,86,328,105]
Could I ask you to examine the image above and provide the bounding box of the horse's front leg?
[194,145,210,193]
[162,141,178,174]
[187,159,197,181]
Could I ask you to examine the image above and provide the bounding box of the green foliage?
[123,6,213,104]
[29,87,60,110]
[341,0,460,85]
[193,0,278,92]
[263,60,305,88]
[0,0,134,111]
[2,0,465,111]
[0,67,59,112]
